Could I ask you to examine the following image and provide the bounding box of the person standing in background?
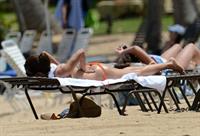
[62,0,89,30]
[162,24,186,52]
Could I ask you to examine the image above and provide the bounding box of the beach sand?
[0,33,200,136]
[0,94,199,136]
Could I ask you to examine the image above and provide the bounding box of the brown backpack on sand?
[40,94,101,120]
[67,94,102,118]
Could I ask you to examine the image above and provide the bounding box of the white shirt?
[48,63,57,78]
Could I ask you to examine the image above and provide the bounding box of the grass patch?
[162,15,174,31]
[0,12,18,31]
[94,15,173,35]
[93,17,143,35]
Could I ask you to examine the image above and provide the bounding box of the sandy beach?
[0,33,200,136]
[0,94,200,136]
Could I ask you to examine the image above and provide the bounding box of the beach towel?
[55,73,167,93]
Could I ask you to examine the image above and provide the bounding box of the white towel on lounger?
[55,73,166,93]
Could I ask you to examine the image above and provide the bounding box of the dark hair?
[174,33,183,43]
[24,53,51,77]
[114,53,140,69]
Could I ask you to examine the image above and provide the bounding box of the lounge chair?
[120,71,200,114]
[1,41,199,118]
[70,28,93,55]
[1,40,26,77]
[57,28,93,63]
[57,29,76,62]
[0,40,45,111]
[36,31,53,55]
[1,71,200,120]
[190,89,200,111]
[1,39,69,108]
[19,30,36,56]
[0,73,168,119]
[165,73,199,112]
[5,31,22,45]
[0,40,31,111]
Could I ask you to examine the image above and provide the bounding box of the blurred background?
[0,0,200,54]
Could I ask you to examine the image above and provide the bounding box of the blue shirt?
[64,0,84,31]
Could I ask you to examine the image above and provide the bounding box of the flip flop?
[40,113,61,120]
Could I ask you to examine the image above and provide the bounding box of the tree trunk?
[132,0,146,47]
[191,0,200,16]
[145,0,163,54]
[172,0,197,26]
[11,0,62,33]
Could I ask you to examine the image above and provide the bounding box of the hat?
[168,24,186,35]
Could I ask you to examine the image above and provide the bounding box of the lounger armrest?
[0,77,60,88]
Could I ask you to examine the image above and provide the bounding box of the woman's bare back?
[72,64,107,80]
[72,63,142,80]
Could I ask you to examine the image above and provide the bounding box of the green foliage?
[162,15,174,31]
[0,1,13,12]
[94,15,173,35]
[0,12,18,30]
[0,10,173,38]
[0,11,18,40]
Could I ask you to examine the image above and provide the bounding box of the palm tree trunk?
[11,0,62,33]
[145,0,163,54]
[173,0,197,25]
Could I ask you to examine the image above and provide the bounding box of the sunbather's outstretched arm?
[116,45,156,64]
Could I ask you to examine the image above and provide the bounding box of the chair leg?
[158,88,167,113]
[142,92,153,111]
[187,80,197,95]
[104,90,125,115]
[148,92,159,111]
[134,92,148,112]
[171,88,181,104]
[178,86,191,108]
[156,90,168,113]
[121,92,132,115]
[24,87,38,119]
[168,88,181,111]
[68,87,84,117]
[190,89,200,111]
[84,90,125,116]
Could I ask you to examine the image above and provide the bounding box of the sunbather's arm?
[121,46,156,64]
[56,49,88,77]
[42,51,60,65]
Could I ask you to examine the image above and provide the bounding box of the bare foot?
[149,60,157,65]
[168,58,185,74]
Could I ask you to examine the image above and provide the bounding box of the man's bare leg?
[175,43,200,69]
[161,44,183,60]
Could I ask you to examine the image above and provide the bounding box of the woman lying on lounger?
[24,49,184,80]
[115,43,200,70]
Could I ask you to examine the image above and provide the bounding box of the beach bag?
[67,94,101,118]
[40,94,101,120]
